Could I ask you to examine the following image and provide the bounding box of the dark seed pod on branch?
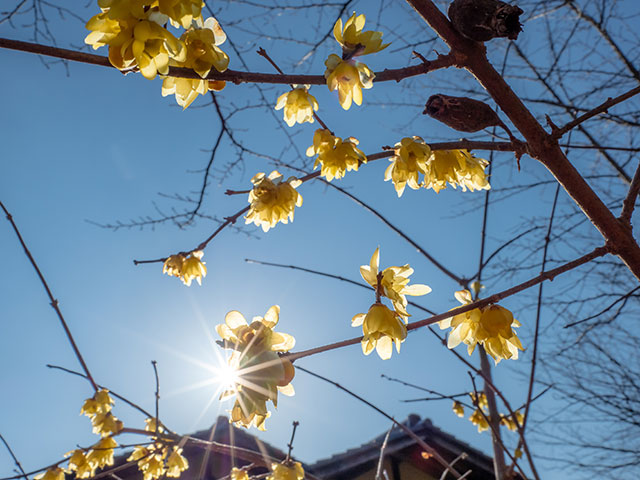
[448,0,523,42]
[423,94,503,133]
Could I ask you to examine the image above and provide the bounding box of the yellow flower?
[359,247,431,317]
[305,128,338,157]
[324,54,374,110]
[92,412,124,437]
[166,447,189,477]
[128,444,168,480]
[452,401,464,418]
[34,468,65,480]
[438,290,523,364]
[81,389,114,418]
[157,0,204,28]
[470,391,488,411]
[469,408,490,433]
[163,251,206,286]
[231,468,250,480]
[514,448,523,459]
[275,86,319,127]
[161,17,228,108]
[144,417,165,434]
[216,306,296,430]
[424,149,491,193]
[306,130,367,181]
[86,6,185,79]
[87,437,118,469]
[180,250,207,286]
[163,254,185,278]
[500,410,523,431]
[333,12,389,57]
[267,461,305,480]
[66,450,95,479]
[132,19,185,79]
[245,171,303,232]
[385,137,431,197]
[352,303,407,360]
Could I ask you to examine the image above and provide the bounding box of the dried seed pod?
[448,0,523,42]
[423,94,503,133]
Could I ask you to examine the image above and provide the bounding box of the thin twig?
[620,159,640,224]
[285,246,608,362]
[297,366,463,479]
[552,85,640,138]
[151,360,160,435]
[0,433,27,480]
[1,200,98,391]
[46,364,157,420]
[285,421,300,461]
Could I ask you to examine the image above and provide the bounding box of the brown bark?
[406,0,640,282]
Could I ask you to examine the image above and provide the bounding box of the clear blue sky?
[0,2,628,479]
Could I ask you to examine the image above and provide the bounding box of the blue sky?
[2,1,634,479]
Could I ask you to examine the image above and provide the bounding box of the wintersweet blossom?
[216,306,296,430]
[86,437,118,469]
[324,54,374,110]
[275,86,319,127]
[81,389,114,417]
[231,468,250,480]
[501,410,524,431]
[267,461,305,480]
[306,130,367,181]
[162,251,207,286]
[157,0,204,28]
[333,12,390,57]
[385,137,431,196]
[470,391,488,411]
[359,247,431,317]
[128,444,167,480]
[452,401,464,418]
[438,290,523,364]
[245,171,303,232]
[352,303,407,360]
[162,17,229,108]
[423,149,491,193]
[91,412,124,437]
[181,251,207,286]
[85,5,186,79]
[66,450,95,479]
[469,409,490,433]
[34,468,65,480]
[166,447,189,477]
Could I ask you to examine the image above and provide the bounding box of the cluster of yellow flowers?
[452,393,523,435]
[41,390,124,480]
[216,306,296,430]
[385,137,491,196]
[306,129,367,181]
[439,290,523,364]
[245,171,303,232]
[324,13,388,110]
[267,460,305,480]
[85,0,229,108]
[163,250,207,286]
[352,248,431,360]
[127,418,189,480]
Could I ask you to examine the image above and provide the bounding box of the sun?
[213,360,239,392]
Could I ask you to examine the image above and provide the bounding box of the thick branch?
[0,37,455,85]
[405,0,640,282]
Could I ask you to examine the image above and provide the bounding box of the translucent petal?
[376,336,393,360]
[263,305,280,328]
[225,310,247,329]
[277,383,295,396]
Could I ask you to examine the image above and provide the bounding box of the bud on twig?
[448,0,523,42]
